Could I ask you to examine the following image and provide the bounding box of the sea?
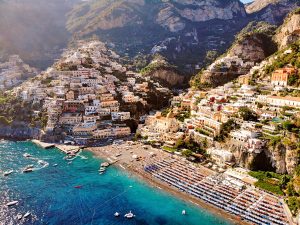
[0,141,233,225]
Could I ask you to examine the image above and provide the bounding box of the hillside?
[246,0,300,25]
[0,0,80,69]
[66,0,249,73]
[190,21,277,88]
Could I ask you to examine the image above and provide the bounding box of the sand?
[86,141,251,225]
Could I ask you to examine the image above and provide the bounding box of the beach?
[86,141,251,225]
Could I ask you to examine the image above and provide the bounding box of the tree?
[239,107,258,121]
[182,149,193,158]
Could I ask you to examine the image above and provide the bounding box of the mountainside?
[274,8,300,49]
[0,0,80,69]
[66,0,249,73]
[190,21,278,88]
[246,0,300,25]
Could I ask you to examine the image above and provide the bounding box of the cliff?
[274,9,300,49]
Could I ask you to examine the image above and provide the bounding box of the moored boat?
[23,153,31,158]
[3,170,13,176]
[23,212,31,218]
[114,212,120,217]
[6,201,18,206]
[17,213,23,220]
[182,210,186,215]
[124,211,135,219]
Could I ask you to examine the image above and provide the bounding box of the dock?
[32,140,55,149]
[55,144,82,154]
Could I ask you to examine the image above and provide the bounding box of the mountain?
[66,0,249,73]
[246,0,300,25]
[274,8,300,49]
[0,0,80,69]
[190,21,278,88]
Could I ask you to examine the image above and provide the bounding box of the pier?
[55,145,82,154]
[32,140,55,149]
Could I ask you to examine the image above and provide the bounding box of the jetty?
[55,145,81,154]
[32,140,55,149]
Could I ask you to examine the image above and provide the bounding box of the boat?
[99,172,104,175]
[23,153,31,158]
[53,164,58,167]
[114,212,120,217]
[3,170,13,176]
[74,185,83,189]
[23,212,31,218]
[182,210,186,215]
[17,213,23,220]
[99,167,106,172]
[124,211,135,219]
[23,165,34,173]
[101,162,110,167]
[6,201,18,206]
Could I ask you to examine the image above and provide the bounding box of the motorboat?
[53,164,58,167]
[3,170,13,176]
[6,201,18,206]
[182,210,186,215]
[101,162,110,167]
[23,153,31,158]
[114,212,120,217]
[23,212,31,218]
[17,213,23,220]
[124,211,135,219]
[99,167,106,172]
[23,165,34,173]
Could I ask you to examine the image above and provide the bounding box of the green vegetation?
[214,119,239,142]
[238,106,258,121]
[162,146,176,153]
[176,110,191,122]
[264,41,300,77]
[249,171,291,195]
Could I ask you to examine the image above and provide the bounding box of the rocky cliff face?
[274,10,300,49]
[246,0,300,25]
[66,0,248,73]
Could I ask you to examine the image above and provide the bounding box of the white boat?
[114,212,120,217]
[182,210,186,215]
[99,167,106,172]
[4,170,13,176]
[23,165,34,173]
[23,212,31,218]
[23,153,31,158]
[53,164,58,167]
[6,201,18,206]
[124,211,135,219]
[17,213,23,220]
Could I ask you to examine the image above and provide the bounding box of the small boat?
[6,201,18,206]
[4,170,13,176]
[53,164,58,167]
[23,153,31,158]
[99,172,104,175]
[182,210,186,215]
[114,212,120,217]
[124,211,135,219]
[101,162,110,167]
[17,213,23,220]
[99,167,106,172]
[23,212,31,218]
[74,185,83,189]
[23,165,34,173]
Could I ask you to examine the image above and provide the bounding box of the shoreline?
[85,144,251,225]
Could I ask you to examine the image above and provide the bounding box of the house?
[111,112,130,121]
[238,74,250,85]
[59,113,82,125]
[271,68,297,86]
[266,96,300,108]
[207,148,233,166]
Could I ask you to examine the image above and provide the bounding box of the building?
[111,112,130,121]
[271,68,297,86]
[266,96,300,108]
[207,148,233,166]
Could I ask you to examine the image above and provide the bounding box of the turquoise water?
[0,141,233,225]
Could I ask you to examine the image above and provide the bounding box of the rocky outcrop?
[148,68,185,87]
[0,126,41,140]
[274,10,300,49]
[246,0,300,25]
